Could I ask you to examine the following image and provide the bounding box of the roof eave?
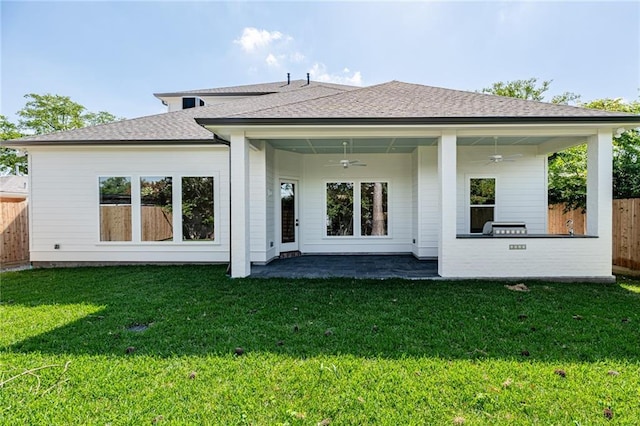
[195,116,640,126]
[154,91,276,98]
[1,138,223,147]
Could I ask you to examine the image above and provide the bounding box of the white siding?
[456,145,546,234]
[265,144,276,261]
[29,146,230,263]
[416,146,439,258]
[249,143,269,263]
[295,152,413,254]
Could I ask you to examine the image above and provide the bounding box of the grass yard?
[1,266,639,424]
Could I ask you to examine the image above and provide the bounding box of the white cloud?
[309,63,363,86]
[234,27,283,53]
[289,51,305,63]
[265,53,279,67]
[233,28,363,85]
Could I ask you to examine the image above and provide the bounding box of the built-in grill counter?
[457,221,597,239]
[482,222,527,236]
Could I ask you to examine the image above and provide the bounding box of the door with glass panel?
[280,180,299,252]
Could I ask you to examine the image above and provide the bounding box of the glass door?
[280,180,298,252]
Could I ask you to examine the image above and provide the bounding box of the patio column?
[586,129,613,238]
[230,130,251,278]
[438,130,457,277]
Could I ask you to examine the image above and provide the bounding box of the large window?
[326,181,389,237]
[326,182,354,236]
[141,176,173,241]
[98,175,215,243]
[361,182,388,236]
[469,178,495,233]
[99,177,132,241]
[182,177,215,241]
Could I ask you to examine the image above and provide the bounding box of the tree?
[17,93,122,135]
[481,78,640,209]
[0,115,26,175]
[480,78,551,101]
[582,98,640,199]
[0,94,123,175]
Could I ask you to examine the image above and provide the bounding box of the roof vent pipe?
[287,73,290,85]
[307,73,310,85]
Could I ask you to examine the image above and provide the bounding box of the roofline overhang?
[154,92,276,99]
[196,116,640,126]
[1,139,224,148]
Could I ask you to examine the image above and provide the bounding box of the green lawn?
[1,266,639,424]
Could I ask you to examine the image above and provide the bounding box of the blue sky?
[1,1,639,123]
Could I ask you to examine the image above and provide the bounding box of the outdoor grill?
[482,221,528,236]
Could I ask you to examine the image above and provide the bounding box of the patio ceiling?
[264,135,586,154]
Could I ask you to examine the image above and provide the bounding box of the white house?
[4,78,640,281]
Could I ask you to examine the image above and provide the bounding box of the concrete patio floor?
[250,255,438,279]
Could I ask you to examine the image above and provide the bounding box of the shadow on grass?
[2,265,639,361]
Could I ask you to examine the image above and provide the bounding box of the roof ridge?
[225,81,390,118]
[192,85,345,118]
[154,79,359,97]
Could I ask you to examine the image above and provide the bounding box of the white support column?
[230,131,251,277]
[586,129,613,237]
[438,130,457,277]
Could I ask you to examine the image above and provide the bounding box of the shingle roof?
[154,79,358,97]
[8,85,347,144]
[224,81,635,120]
[5,80,638,146]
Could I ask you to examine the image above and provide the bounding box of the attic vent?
[182,97,205,110]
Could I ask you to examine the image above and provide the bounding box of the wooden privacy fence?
[548,204,587,235]
[100,205,173,242]
[549,199,640,270]
[612,198,640,270]
[1,200,29,267]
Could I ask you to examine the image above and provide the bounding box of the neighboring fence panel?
[100,205,173,242]
[1,200,29,266]
[141,206,173,242]
[613,198,640,270]
[548,204,587,235]
[549,199,640,271]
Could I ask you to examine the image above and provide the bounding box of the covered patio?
[250,254,438,279]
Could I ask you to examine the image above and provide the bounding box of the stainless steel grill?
[482,222,527,236]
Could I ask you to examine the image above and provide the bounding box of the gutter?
[196,115,640,126]
[1,139,224,148]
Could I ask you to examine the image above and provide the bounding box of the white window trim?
[97,175,133,243]
[466,175,497,234]
[323,179,392,239]
[96,172,220,245]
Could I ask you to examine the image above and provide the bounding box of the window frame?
[98,175,133,242]
[467,175,497,234]
[96,173,219,245]
[324,179,391,239]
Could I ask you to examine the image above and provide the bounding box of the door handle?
[295,219,299,227]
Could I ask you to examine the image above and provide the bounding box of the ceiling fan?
[485,137,522,164]
[326,141,367,169]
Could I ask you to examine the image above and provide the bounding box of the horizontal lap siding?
[29,146,230,263]
[418,147,439,257]
[456,146,546,234]
[300,153,413,253]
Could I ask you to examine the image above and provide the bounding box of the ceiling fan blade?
[503,153,523,160]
